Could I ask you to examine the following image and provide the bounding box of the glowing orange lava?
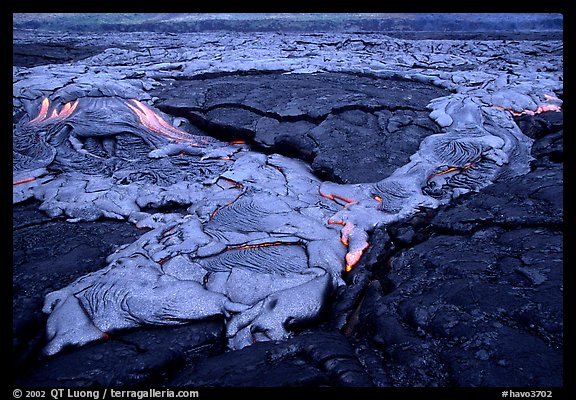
[220,177,244,189]
[226,241,301,251]
[13,177,37,185]
[345,242,369,272]
[328,220,355,246]
[319,191,355,204]
[209,191,245,221]
[126,99,199,144]
[340,223,354,246]
[427,158,480,181]
[493,94,562,116]
[230,140,246,145]
[161,226,176,238]
[28,98,79,125]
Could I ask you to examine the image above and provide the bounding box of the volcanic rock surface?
[13,29,562,387]
[153,72,446,183]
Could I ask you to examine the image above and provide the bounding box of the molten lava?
[319,191,355,204]
[327,219,368,272]
[427,158,481,181]
[328,220,354,246]
[209,188,245,221]
[13,177,36,185]
[226,241,302,251]
[125,99,199,144]
[161,226,177,238]
[219,177,244,189]
[230,140,246,145]
[493,94,562,116]
[28,98,79,125]
[345,243,369,272]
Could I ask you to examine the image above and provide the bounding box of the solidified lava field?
[13,27,563,387]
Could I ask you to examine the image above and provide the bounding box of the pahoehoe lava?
[13,27,562,387]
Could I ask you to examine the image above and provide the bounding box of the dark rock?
[350,158,563,386]
[13,42,110,68]
[154,72,447,183]
[514,111,563,139]
[16,320,224,387]
[13,201,146,376]
[168,330,372,387]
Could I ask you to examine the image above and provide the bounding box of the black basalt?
[153,72,448,183]
[340,113,563,386]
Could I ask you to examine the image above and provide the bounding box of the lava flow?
[328,220,353,246]
[28,98,79,126]
[125,99,200,145]
[322,191,369,273]
[226,241,302,251]
[13,177,36,185]
[319,191,355,205]
[345,244,369,273]
[493,93,562,116]
[427,157,481,181]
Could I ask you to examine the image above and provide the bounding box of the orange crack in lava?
[28,98,79,125]
[427,158,481,181]
[328,220,353,246]
[220,177,244,189]
[492,94,562,116]
[319,191,355,204]
[125,99,200,145]
[328,219,368,272]
[322,190,370,272]
[13,177,37,185]
[230,140,246,145]
[226,241,302,251]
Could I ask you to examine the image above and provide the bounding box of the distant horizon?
[13,13,563,34]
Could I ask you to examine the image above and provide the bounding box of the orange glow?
[126,99,199,145]
[220,156,231,160]
[492,95,562,116]
[29,98,50,124]
[226,241,301,251]
[536,103,562,113]
[345,242,369,272]
[220,177,243,189]
[340,223,354,246]
[28,98,79,125]
[210,193,245,221]
[374,196,382,202]
[209,208,219,221]
[427,166,459,180]
[427,158,481,181]
[13,177,36,185]
[319,191,355,204]
[161,226,176,238]
[230,140,246,145]
[544,94,555,100]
